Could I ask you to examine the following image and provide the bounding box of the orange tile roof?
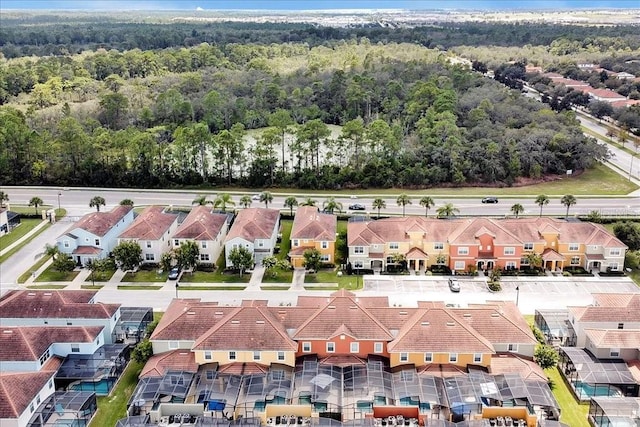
[119,206,178,240]
[452,304,536,346]
[568,305,640,323]
[0,371,56,418]
[584,329,640,349]
[592,293,640,308]
[173,206,228,240]
[65,205,132,237]
[0,290,119,320]
[225,208,279,242]
[0,326,104,362]
[489,354,547,381]
[150,299,233,341]
[291,206,337,241]
[140,350,198,378]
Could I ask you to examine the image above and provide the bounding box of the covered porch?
[541,249,565,272]
[406,248,429,273]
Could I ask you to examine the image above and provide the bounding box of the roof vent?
[256,320,265,324]
[446,321,456,326]
[28,293,36,296]
[491,313,500,318]
[463,313,472,318]
[399,311,408,315]
[349,306,358,310]
[421,322,430,326]
[328,305,336,309]
[214,311,224,315]
[3,330,13,334]
[231,320,240,324]
[187,311,195,315]
[278,310,286,314]
[44,293,52,296]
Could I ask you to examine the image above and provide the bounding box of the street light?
[57,191,62,211]
[515,285,520,307]
[175,282,179,298]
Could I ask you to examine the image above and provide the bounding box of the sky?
[2,0,639,10]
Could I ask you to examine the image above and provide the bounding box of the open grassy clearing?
[89,361,143,427]
[304,269,363,290]
[545,366,589,427]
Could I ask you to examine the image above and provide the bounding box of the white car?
[448,278,460,292]
[252,194,261,201]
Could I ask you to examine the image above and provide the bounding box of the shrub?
[488,281,502,292]
[534,344,559,369]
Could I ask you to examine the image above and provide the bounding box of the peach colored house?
[289,206,337,268]
[118,206,179,265]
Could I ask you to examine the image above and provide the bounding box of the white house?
[0,370,57,427]
[224,208,280,268]
[56,205,134,266]
[171,206,229,265]
[118,206,179,265]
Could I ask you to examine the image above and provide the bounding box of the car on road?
[448,278,460,292]
[251,194,261,200]
[168,267,181,280]
[350,195,358,199]
[481,197,498,204]
[349,203,366,211]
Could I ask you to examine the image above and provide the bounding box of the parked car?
[349,204,366,210]
[448,278,460,292]
[168,267,181,280]
[481,197,498,204]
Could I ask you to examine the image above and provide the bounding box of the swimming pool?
[70,378,114,395]
[574,381,622,399]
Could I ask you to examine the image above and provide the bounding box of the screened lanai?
[189,370,242,414]
[293,359,343,414]
[342,361,394,418]
[237,367,295,416]
[128,371,195,415]
[391,368,447,414]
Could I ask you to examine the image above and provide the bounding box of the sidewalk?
[0,220,48,257]
[23,257,54,285]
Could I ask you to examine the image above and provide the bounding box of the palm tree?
[239,195,252,209]
[510,203,524,218]
[396,193,412,217]
[561,194,577,219]
[323,197,343,214]
[436,203,459,218]
[535,194,550,217]
[119,199,134,206]
[259,191,273,208]
[300,197,317,207]
[44,243,60,261]
[29,197,44,215]
[284,196,298,216]
[419,196,435,217]
[372,197,386,219]
[213,193,235,212]
[0,191,8,208]
[89,196,106,212]
[192,195,212,206]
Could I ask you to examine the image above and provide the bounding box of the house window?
[146,241,152,248]
[169,341,179,349]
[569,243,579,251]
[202,241,207,249]
[204,351,212,360]
[326,342,335,353]
[354,261,364,269]
[505,261,516,269]
[320,254,330,262]
[508,344,518,352]
[258,241,264,248]
[49,379,53,389]
[610,348,620,357]
[570,256,580,265]
[200,254,210,261]
[174,239,179,246]
[253,351,260,361]
[618,323,624,329]
[434,242,444,250]
[71,344,79,353]
[64,240,70,248]
[95,238,100,246]
[474,353,482,363]
[520,257,530,266]
[30,403,34,413]
[277,352,285,361]
[66,321,72,326]
[229,351,236,361]
[609,248,621,256]
[454,261,465,270]
[523,243,534,250]
[36,395,41,405]
[206,370,215,380]
[39,349,50,365]
[424,353,433,362]
[293,239,299,247]
[449,353,458,363]
[390,242,399,250]
[354,246,364,254]
[145,253,155,261]
[321,241,328,249]
[302,342,311,352]
[504,247,515,255]
[399,353,408,362]
[458,247,469,255]
[609,262,619,271]
[374,342,383,353]
[350,342,359,353]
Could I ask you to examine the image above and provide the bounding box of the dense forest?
[0,18,617,189]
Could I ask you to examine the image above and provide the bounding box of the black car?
[168,267,181,280]
[481,197,498,204]
[349,203,366,210]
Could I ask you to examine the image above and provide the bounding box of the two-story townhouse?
[56,205,134,266]
[0,326,104,372]
[172,206,229,266]
[118,206,179,265]
[0,290,120,345]
[192,305,298,368]
[224,208,280,268]
[289,206,337,268]
[0,370,58,427]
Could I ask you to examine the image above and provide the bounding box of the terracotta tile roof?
[0,326,103,362]
[452,304,536,346]
[73,246,102,255]
[541,248,565,262]
[217,362,269,375]
[489,354,547,381]
[584,329,640,349]
[150,299,235,341]
[292,292,394,341]
[406,247,429,258]
[448,218,521,245]
[348,217,458,246]
[592,293,640,308]
[585,87,626,99]
[267,307,317,330]
[119,206,178,240]
[173,206,228,240]
[0,371,55,418]
[610,99,640,109]
[225,208,279,242]
[627,360,640,383]
[417,363,466,377]
[139,350,198,378]
[388,308,495,354]
[0,290,119,320]
[291,206,337,241]
[367,307,420,330]
[568,305,640,323]
[65,205,132,237]
[193,306,297,351]
[319,355,367,367]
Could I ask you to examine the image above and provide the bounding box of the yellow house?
[289,206,337,268]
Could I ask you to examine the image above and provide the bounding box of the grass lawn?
[546,366,589,427]
[178,270,251,283]
[278,220,292,261]
[117,285,163,290]
[17,255,51,283]
[85,268,116,282]
[81,285,104,290]
[0,219,50,264]
[177,285,247,290]
[261,286,291,290]
[89,361,143,427]
[0,218,43,249]
[26,284,67,289]
[35,265,79,282]
[262,268,294,283]
[304,268,363,290]
[122,268,167,282]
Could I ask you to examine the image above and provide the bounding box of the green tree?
[239,195,252,209]
[419,196,435,217]
[303,248,322,273]
[300,197,317,207]
[192,195,212,206]
[323,197,343,214]
[436,203,459,218]
[372,197,386,219]
[45,244,61,261]
[113,241,143,272]
[89,196,106,212]
[561,194,577,219]
[525,252,543,269]
[0,191,8,208]
[131,339,153,363]
[28,196,43,215]
[160,252,173,273]
[510,203,525,218]
[613,222,640,250]
[119,199,135,206]
[175,240,200,271]
[396,193,412,217]
[535,194,550,217]
[86,258,107,285]
[213,193,235,212]
[268,109,293,172]
[587,210,602,223]
[259,191,273,208]
[53,254,75,272]
[284,196,298,216]
[228,246,253,276]
[534,344,559,369]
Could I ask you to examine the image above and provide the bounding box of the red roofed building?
[172,206,229,266]
[118,206,179,265]
[289,206,337,268]
[224,208,280,268]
